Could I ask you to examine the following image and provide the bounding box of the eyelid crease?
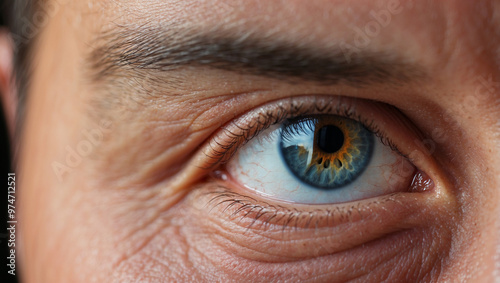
[197,95,417,171]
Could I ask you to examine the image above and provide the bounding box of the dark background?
[0,0,18,281]
[0,102,15,283]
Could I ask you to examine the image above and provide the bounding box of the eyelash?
[195,95,422,231]
[197,187,400,232]
[200,96,404,170]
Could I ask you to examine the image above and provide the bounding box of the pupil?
[317,125,344,153]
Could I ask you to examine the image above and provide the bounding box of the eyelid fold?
[199,95,425,169]
[186,181,455,263]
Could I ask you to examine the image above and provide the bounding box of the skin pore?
[1,0,500,282]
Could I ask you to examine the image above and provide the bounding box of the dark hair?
[5,0,38,136]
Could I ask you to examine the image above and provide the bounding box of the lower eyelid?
[193,182,437,231]
[186,181,455,262]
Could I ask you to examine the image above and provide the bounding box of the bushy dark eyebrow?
[87,24,427,87]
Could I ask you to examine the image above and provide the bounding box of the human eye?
[201,95,434,203]
[186,95,454,280]
[226,111,426,204]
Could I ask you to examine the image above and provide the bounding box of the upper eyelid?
[197,95,421,170]
[198,97,345,169]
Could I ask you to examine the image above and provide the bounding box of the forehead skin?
[17,0,500,282]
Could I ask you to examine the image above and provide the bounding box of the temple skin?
[0,0,499,282]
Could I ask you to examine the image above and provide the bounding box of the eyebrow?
[88,25,427,87]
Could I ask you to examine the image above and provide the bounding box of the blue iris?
[279,115,374,189]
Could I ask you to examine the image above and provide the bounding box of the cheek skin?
[105,180,455,282]
[16,1,500,282]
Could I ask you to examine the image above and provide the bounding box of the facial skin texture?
[1,0,500,282]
